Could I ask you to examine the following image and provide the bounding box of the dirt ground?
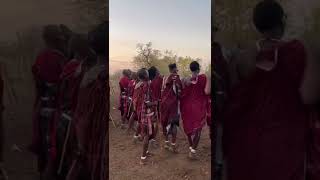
[2,102,38,180]
[109,95,211,180]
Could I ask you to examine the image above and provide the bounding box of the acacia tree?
[133,42,161,69]
[133,42,205,77]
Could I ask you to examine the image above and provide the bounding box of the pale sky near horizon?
[109,0,211,74]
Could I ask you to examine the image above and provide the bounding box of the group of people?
[118,62,211,164]
[30,22,107,180]
[213,0,320,180]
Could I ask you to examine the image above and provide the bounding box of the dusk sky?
[109,0,211,73]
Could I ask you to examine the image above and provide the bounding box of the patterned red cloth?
[118,76,130,115]
[132,82,144,121]
[51,60,83,174]
[126,80,136,117]
[180,74,208,135]
[150,75,163,102]
[127,80,136,97]
[67,67,107,180]
[134,81,154,136]
[160,74,182,129]
[223,40,309,180]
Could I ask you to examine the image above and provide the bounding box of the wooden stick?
[126,100,132,117]
[57,117,72,174]
[0,166,8,180]
[109,114,116,128]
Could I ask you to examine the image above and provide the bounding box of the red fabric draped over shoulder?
[30,49,66,155]
[119,76,130,92]
[69,67,107,180]
[223,40,309,180]
[150,75,163,102]
[180,74,208,135]
[160,74,181,128]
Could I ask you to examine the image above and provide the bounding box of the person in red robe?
[148,66,163,146]
[134,68,156,165]
[66,21,107,180]
[222,1,320,180]
[119,69,131,127]
[180,61,209,159]
[160,63,182,153]
[132,77,143,142]
[53,34,96,179]
[126,72,140,135]
[30,24,67,179]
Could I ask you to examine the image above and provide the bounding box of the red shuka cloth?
[307,110,320,180]
[51,60,83,168]
[118,76,130,113]
[59,60,83,114]
[30,49,66,164]
[151,75,163,122]
[160,74,182,127]
[138,81,154,136]
[150,75,163,102]
[127,80,136,97]
[67,67,107,180]
[180,74,208,135]
[125,80,136,117]
[223,40,309,180]
[119,76,130,91]
[132,81,145,121]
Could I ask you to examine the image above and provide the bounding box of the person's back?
[224,39,308,180]
[66,21,107,180]
[223,1,312,180]
[180,61,208,159]
[30,25,67,179]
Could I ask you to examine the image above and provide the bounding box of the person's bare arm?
[228,46,257,88]
[204,75,211,95]
[300,43,320,104]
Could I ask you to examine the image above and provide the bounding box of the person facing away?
[223,1,320,180]
[147,66,163,147]
[66,21,107,180]
[30,24,68,179]
[119,69,131,127]
[53,34,97,179]
[180,61,209,160]
[126,72,140,135]
[160,63,182,153]
[133,68,156,165]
